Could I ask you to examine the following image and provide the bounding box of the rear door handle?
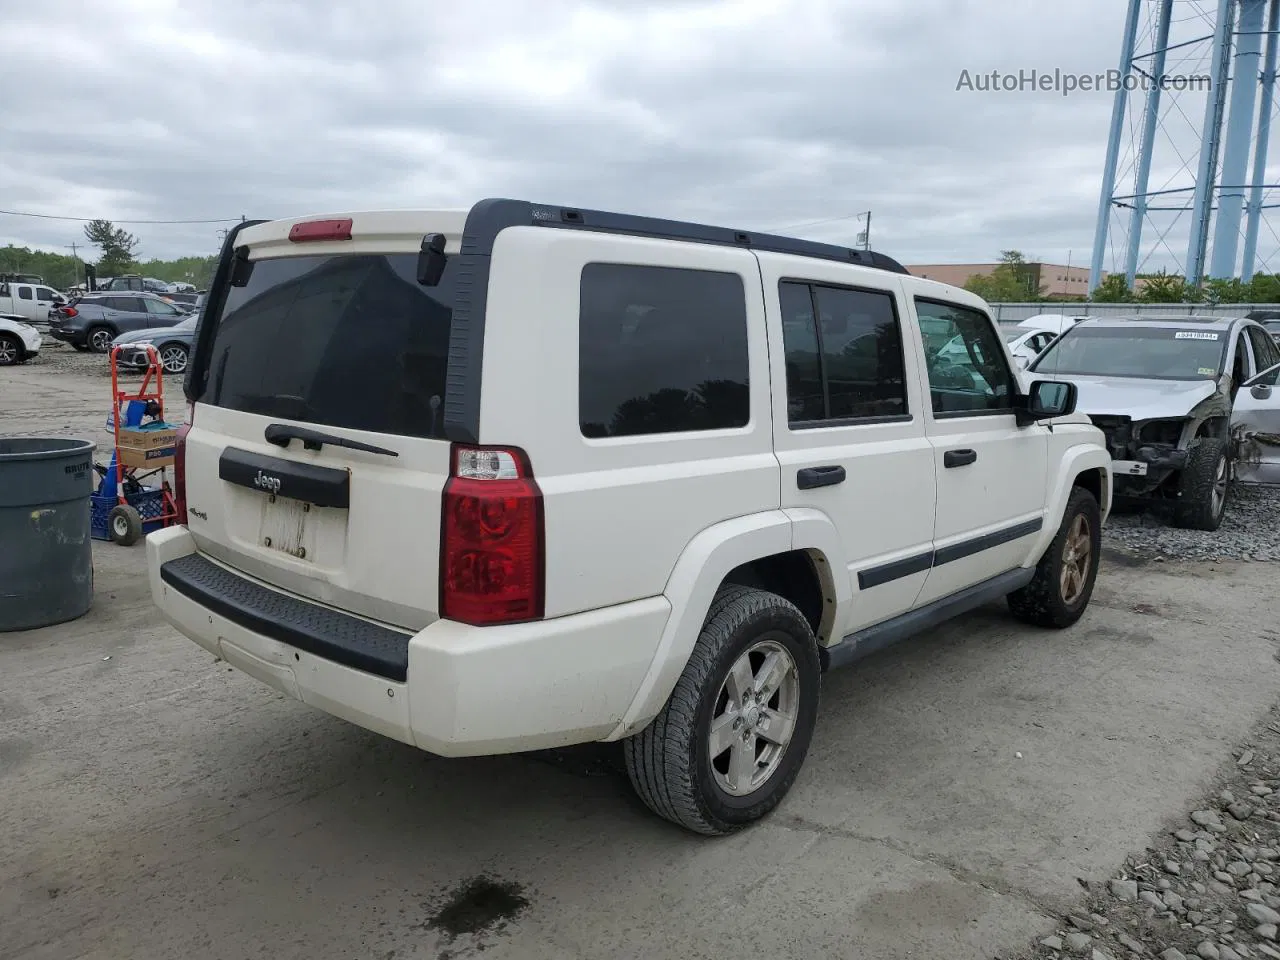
[943,448,978,468]
[797,465,846,490]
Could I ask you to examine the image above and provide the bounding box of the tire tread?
[625,585,817,835]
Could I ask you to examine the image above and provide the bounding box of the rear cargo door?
[183,215,465,631]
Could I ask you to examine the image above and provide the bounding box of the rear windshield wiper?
[264,423,398,458]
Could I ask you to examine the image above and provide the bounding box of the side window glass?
[779,282,908,424]
[1247,326,1280,372]
[812,285,907,420]
[17,286,33,301]
[144,298,176,315]
[778,282,825,423]
[578,263,750,438]
[913,299,1016,416]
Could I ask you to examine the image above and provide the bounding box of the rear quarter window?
[202,253,456,439]
[578,263,750,438]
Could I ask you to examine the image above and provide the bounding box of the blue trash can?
[0,437,96,631]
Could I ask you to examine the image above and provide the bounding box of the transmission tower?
[1090,0,1280,292]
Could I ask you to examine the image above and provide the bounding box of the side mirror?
[1017,380,1076,426]
[1253,383,1273,400]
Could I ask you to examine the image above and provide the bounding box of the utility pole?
[66,242,84,286]
[856,211,872,250]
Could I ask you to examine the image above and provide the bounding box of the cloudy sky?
[2,0,1263,273]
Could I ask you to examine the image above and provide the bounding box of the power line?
[0,209,242,224]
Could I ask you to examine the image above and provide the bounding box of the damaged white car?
[1028,315,1280,530]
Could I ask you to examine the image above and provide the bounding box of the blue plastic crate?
[90,487,167,542]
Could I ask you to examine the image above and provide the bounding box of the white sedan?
[0,313,41,366]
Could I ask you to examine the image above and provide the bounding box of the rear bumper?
[48,328,84,346]
[147,527,671,756]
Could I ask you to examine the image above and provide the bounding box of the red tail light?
[173,402,193,524]
[288,218,353,242]
[440,445,544,626]
[60,306,78,318]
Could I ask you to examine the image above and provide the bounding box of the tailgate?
[182,217,464,630]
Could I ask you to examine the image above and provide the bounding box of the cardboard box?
[119,424,177,451]
[118,424,177,470]
[117,445,175,470]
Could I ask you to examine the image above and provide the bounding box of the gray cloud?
[3,0,1248,275]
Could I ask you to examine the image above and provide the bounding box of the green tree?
[1137,268,1197,304]
[1247,273,1280,303]
[83,219,140,276]
[963,250,1042,302]
[1090,273,1134,302]
[1203,277,1247,305]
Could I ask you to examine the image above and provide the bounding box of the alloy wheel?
[1059,514,1092,606]
[707,638,800,797]
[159,345,187,373]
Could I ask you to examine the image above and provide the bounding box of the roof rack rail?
[462,199,909,276]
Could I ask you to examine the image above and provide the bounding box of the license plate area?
[220,446,351,568]
[1111,459,1148,477]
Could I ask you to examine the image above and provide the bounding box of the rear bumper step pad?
[160,554,411,682]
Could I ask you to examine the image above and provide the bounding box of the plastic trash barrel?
[0,438,96,632]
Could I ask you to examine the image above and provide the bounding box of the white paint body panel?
[148,209,1111,757]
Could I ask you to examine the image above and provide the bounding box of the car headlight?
[1138,418,1187,445]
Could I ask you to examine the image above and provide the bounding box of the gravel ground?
[1104,487,1280,563]
[1014,705,1280,960]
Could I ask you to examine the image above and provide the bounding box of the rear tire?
[107,505,144,546]
[1008,485,1101,629]
[1173,438,1231,531]
[87,326,115,354]
[0,334,21,366]
[624,585,820,835]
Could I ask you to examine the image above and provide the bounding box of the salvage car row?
[0,291,200,373]
[1006,314,1280,531]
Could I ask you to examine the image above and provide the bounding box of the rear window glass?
[203,254,455,439]
[579,263,750,438]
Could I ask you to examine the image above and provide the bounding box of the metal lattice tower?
[1090,0,1280,291]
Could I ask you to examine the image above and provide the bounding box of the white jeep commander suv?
[148,199,1111,835]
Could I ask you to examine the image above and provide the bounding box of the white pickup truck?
[0,280,66,326]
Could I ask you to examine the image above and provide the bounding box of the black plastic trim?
[185,218,268,402]
[791,414,914,430]
[857,551,933,590]
[796,465,846,490]
[160,554,410,682]
[933,517,1042,567]
[933,407,1017,420]
[823,567,1036,671]
[218,447,350,508]
[854,517,1043,589]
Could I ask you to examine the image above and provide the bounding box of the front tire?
[158,343,188,373]
[1173,438,1231,531]
[0,334,21,366]
[1008,485,1101,629]
[624,585,820,835]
